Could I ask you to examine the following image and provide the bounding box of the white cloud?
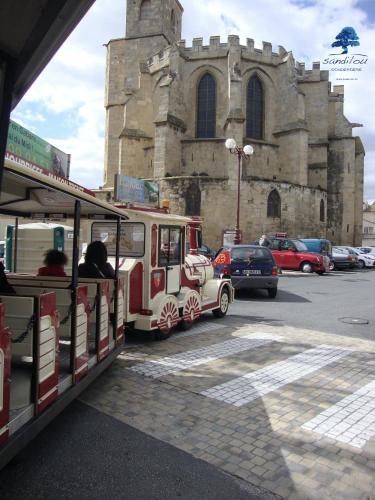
[11,110,46,134]
[12,0,375,198]
[13,0,125,187]
[45,95,107,188]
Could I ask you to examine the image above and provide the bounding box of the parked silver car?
[331,246,357,269]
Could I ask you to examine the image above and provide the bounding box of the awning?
[0,0,96,187]
[1,159,128,219]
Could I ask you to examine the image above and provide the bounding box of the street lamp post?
[225,138,254,245]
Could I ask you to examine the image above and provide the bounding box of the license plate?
[243,269,261,275]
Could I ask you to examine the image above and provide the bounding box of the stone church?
[101,0,364,248]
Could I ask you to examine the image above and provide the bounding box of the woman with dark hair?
[38,249,68,277]
[78,241,115,279]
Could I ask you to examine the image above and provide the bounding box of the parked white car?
[356,246,375,256]
[352,248,375,268]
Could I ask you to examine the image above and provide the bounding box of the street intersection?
[80,270,375,500]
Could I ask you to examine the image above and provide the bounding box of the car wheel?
[300,261,313,273]
[268,287,277,298]
[357,260,365,269]
[213,288,230,318]
[329,262,335,271]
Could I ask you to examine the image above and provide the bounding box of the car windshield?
[292,240,308,252]
[338,247,355,255]
[333,247,348,254]
[231,247,271,262]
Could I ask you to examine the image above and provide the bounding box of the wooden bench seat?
[0,295,36,358]
[0,291,59,413]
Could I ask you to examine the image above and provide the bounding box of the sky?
[11,0,375,201]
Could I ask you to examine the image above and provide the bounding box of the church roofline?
[106,37,126,44]
[176,35,284,60]
[145,36,332,83]
[106,32,172,46]
[174,0,184,12]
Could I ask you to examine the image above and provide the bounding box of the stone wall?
[160,176,327,249]
[181,139,226,177]
[307,144,328,190]
[327,138,357,245]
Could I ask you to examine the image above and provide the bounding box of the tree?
[331,27,360,54]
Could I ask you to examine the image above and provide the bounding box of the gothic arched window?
[246,75,264,140]
[267,190,281,218]
[320,199,325,222]
[185,184,201,216]
[196,73,216,138]
[140,0,152,19]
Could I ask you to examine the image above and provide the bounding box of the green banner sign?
[5,119,70,178]
[115,174,159,206]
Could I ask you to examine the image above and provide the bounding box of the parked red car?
[269,237,328,274]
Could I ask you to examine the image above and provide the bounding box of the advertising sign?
[222,229,242,246]
[5,120,95,196]
[5,120,70,178]
[115,174,159,205]
[144,180,159,205]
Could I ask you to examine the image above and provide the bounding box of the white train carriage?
[0,159,126,469]
[88,209,234,339]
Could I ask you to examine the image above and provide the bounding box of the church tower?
[125,0,183,43]
[103,0,183,188]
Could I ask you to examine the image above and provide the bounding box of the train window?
[159,226,182,266]
[91,222,145,257]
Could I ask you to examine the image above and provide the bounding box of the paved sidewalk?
[81,319,375,500]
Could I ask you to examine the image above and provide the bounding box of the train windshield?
[91,222,145,257]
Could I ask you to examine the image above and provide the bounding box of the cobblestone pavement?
[81,318,375,500]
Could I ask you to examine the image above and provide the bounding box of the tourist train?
[0,158,233,469]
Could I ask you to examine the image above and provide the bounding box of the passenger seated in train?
[38,249,68,277]
[0,261,15,293]
[78,241,115,279]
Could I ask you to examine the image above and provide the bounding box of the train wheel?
[213,288,229,318]
[180,292,201,331]
[156,297,179,340]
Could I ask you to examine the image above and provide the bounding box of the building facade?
[362,202,375,247]
[102,0,364,248]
